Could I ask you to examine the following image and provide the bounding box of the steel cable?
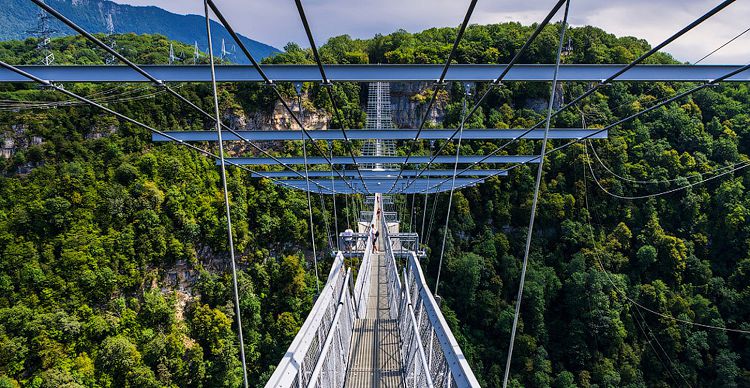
[203,4,249,386]
[503,2,569,385]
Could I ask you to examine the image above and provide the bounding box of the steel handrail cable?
[418,0,738,194]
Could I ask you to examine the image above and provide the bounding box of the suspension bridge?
[1,0,749,387]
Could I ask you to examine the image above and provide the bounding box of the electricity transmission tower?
[26,0,58,66]
[104,13,117,65]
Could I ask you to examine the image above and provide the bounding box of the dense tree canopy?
[1,22,749,388]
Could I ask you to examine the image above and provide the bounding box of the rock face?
[222,82,448,132]
[224,99,329,131]
[390,82,448,128]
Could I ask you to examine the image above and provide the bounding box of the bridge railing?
[380,210,480,388]
[360,210,399,223]
[307,268,356,388]
[404,252,481,388]
[352,194,380,318]
[264,252,349,388]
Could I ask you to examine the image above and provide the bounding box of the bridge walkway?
[345,227,404,387]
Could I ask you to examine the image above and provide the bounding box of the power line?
[581,150,750,335]
[587,139,749,185]
[585,142,750,200]
[694,26,750,64]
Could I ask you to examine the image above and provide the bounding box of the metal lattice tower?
[26,1,58,66]
[361,82,397,170]
[104,13,117,65]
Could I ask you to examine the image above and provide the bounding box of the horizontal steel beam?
[153,128,607,142]
[222,155,538,165]
[4,64,749,83]
[250,169,507,178]
[280,178,482,194]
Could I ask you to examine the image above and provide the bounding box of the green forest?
[0,21,749,388]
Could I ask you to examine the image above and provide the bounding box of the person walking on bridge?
[370,223,379,252]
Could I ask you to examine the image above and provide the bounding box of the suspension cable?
[399,0,569,193]
[434,83,471,296]
[420,141,435,238]
[319,190,334,250]
[32,0,338,195]
[204,0,359,195]
[386,0,479,194]
[292,0,371,194]
[419,0,738,194]
[426,58,750,196]
[0,61,302,193]
[302,133,320,292]
[203,3,248,386]
[330,142,340,250]
[503,3,569,386]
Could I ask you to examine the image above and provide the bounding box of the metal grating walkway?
[345,248,405,387]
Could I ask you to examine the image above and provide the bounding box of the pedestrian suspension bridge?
[265,194,479,387]
[2,1,749,388]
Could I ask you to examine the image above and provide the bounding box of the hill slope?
[0,0,280,61]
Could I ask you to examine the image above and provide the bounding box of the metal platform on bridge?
[345,250,404,387]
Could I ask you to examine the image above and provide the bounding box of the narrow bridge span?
[265,193,480,388]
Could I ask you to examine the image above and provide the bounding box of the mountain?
[0,0,280,62]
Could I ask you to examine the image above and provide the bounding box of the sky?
[117,0,750,64]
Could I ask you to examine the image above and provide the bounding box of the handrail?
[402,266,436,388]
[352,193,380,317]
[406,252,481,387]
[307,269,353,387]
[265,253,347,388]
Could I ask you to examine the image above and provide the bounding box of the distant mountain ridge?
[1,0,280,61]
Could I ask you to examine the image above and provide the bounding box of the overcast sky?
[117,0,750,64]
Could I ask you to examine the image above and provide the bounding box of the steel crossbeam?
[4,64,749,83]
[221,155,538,166]
[152,128,607,142]
[249,169,507,178]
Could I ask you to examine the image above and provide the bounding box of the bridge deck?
[345,248,404,387]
